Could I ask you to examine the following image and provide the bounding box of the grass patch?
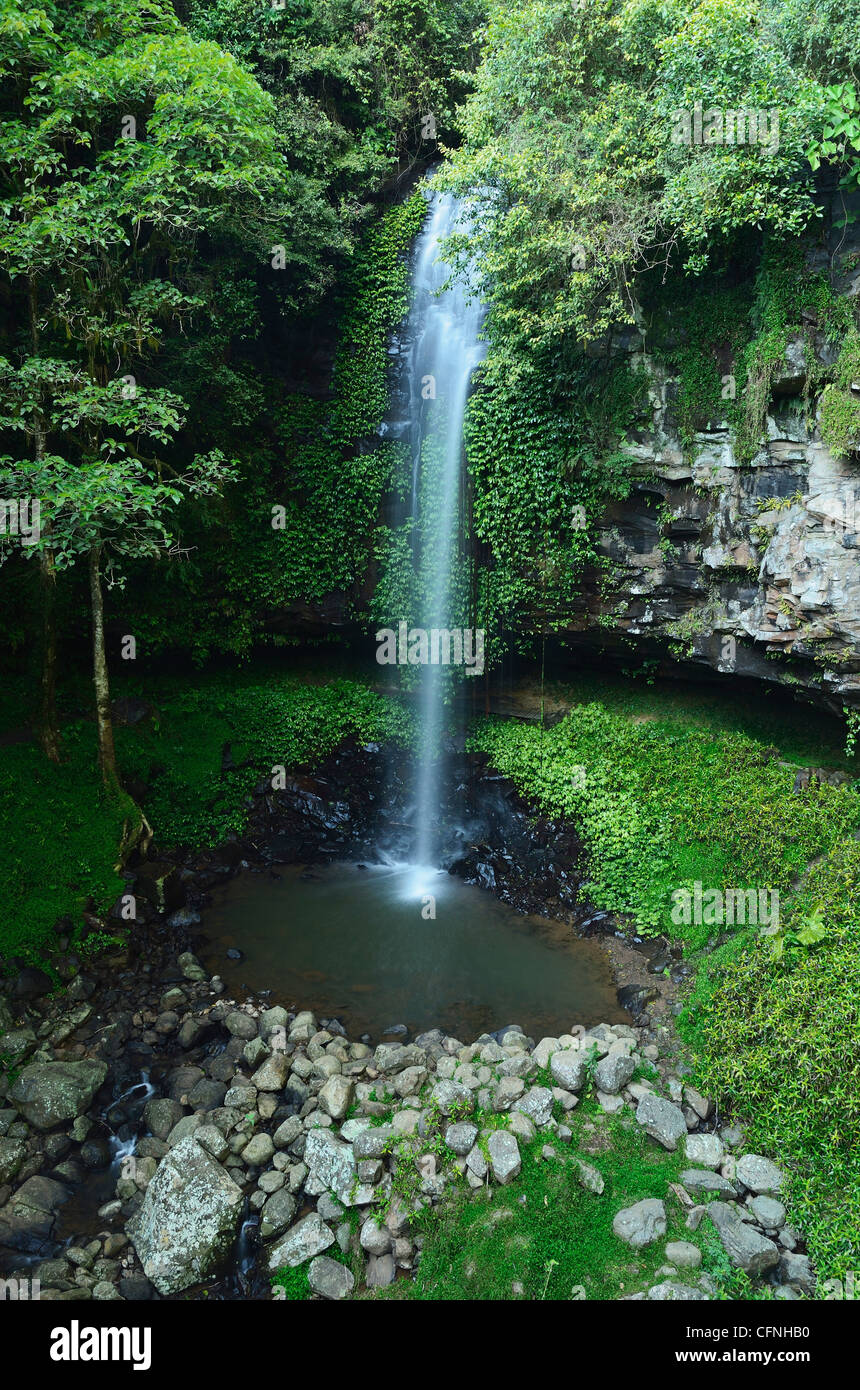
[404,1101,753,1302]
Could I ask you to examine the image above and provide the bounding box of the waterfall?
[398,188,487,889]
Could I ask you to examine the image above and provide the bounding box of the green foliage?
[461,347,644,656]
[441,0,828,354]
[0,725,130,960]
[116,673,414,849]
[682,839,860,1278]
[807,79,860,206]
[818,328,860,455]
[471,702,860,941]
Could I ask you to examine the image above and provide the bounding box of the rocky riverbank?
[0,953,813,1301]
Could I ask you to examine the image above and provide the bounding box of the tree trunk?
[38,551,61,761]
[89,543,119,792]
[29,276,61,761]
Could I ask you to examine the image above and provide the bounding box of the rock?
[749,1195,786,1230]
[493,1076,525,1111]
[241,1133,275,1167]
[194,1125,228,1162]
[594,1053,635,1095]
[573,1157,604,1194]
[0,1175,70,1252]
[445,1122,479,1155]
[10,1059,107,1131]
[430,1080,473,1117]
[365,1252,396,1287]
[466,1144,488,1179]
[304,1128,374,1206]
[684,1086,714,1120]
[359,1216,392,1255]
[268,1213,334,1271]
[80,1136,111,1170]
[0,1137,25,1185]
[273,1116,303,1149]
[187,1078,226,1111]
[513,1086,554,1127]
[613,1199,666,1248]
[353,1127,396,1161]
[707,1201,780,1275]
[394,1066,427,1097]
[224,1011,258,1041]
[250,1053,290,1092]
[13,967,53,1000]
[508,1110,536,1141]
[680,1169,737,1198]
[647,1281,709,1300]
[778,1252,815,1295]
[684,1133,724,1169]
[318,1075,354,1121]
[128,1136,244,1295]
[666,1240,702,1269]
[550,1051,588,1093]
[635,1093,687,1150]
[736,1153,785,1194]
[487,1130,521,1184]
[308,1255,354,1300]
[144,1098,184,1141]
[260,1189,298,1240]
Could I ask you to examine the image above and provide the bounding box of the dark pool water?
[201,861,626,1040]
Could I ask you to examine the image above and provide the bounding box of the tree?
[0,360,235,788]
[0,0,301,761]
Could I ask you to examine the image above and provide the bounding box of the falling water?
[402,189,487,889]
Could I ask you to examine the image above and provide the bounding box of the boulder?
[707,1201,780,1275]
[573,1157,604,1195]
[680,1169,737,1198]
[635,1093,687,1150]
[250,1053,290,1092]
[144,1098,184,1142]
[648,1281,709,1300]
[268,1213,334,1271]
[260,1189,298,1240]
[444,1122,478,1155]
[304,1128,375,1206]
[665,1240,702,1269]
[513,1086,554,1127]
[550,1051,588,1093]
[778,1252,815,1295]
[684,1133,724,1169]
[594,1053,635,1095]
[736,1153,785,1194]
[10,1059,107,1131]
[127,1137,244,1295]
[613,1199,666,1248]
[308,1255,354,1300]
[318,1075,354,1121]
[0,1175,70,1253]
[487,1130,521,1184]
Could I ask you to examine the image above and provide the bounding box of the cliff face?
[568,234,860,715]
[576,362,857,712]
